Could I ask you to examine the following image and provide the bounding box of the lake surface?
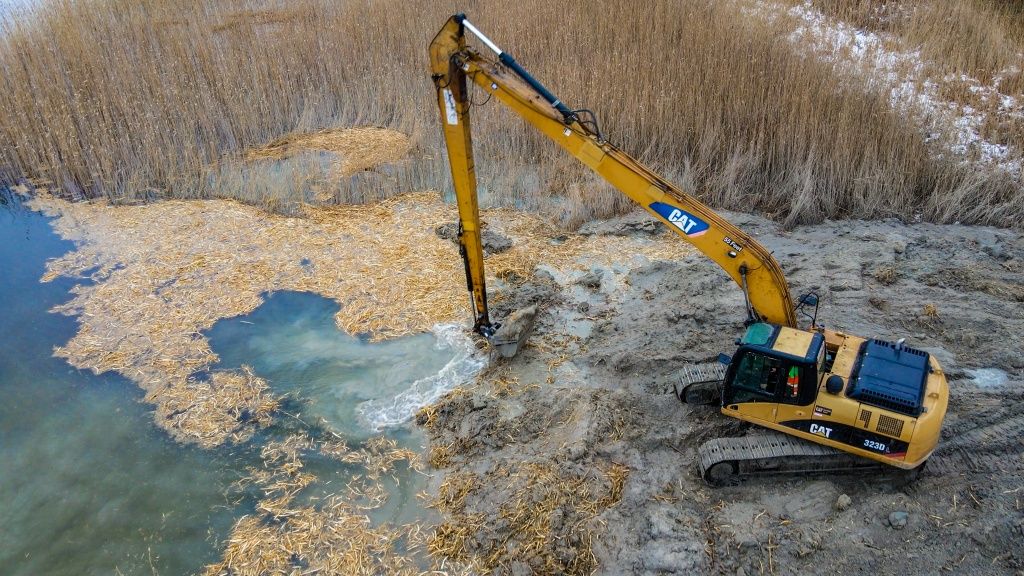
[0,192,241,575]
[0,190,474,573]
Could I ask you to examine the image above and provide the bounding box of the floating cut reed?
[30,178,685,446]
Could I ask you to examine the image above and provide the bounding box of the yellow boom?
[430,14,797,335]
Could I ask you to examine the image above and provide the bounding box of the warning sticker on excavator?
[649,202,709,237]
[443,89,459,125]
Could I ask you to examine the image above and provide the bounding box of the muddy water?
[0,192,474,573]
[206,290,481,526]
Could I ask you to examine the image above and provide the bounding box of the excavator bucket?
[489,305,537,358]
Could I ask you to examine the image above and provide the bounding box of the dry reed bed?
[30,180,685,447]
[239,126,414,202]
[2,0,1020,227]
[242,126,411,176]
[805,0,1024,90]
[759,0,1023,183]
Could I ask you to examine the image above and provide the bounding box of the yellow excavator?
[429,15,948,484]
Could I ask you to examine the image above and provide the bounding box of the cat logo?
[649,202,709,237]
[809,423,833,439]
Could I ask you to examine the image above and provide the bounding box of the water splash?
[357,323,485,431]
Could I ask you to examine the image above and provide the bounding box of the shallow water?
[208,291,459,438]
[0,194,239,575]
[206,290,481,526]
[0,192,476,573]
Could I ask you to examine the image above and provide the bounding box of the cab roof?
[741,323,823,364]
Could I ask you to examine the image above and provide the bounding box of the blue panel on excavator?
[848,339,930,416]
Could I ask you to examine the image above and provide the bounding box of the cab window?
[730,352,784,403]
[780,364,809,405]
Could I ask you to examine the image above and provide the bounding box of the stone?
[888,511,909,530]
[577,269,603,289]
[482,229,513,254]
[433,223,513,255]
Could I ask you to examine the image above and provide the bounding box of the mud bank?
[422,210,1024,575]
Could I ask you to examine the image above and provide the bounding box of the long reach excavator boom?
[429,15,947,484]
[429,14,797,337]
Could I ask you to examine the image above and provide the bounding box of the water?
[205,291,483,526]
[0,194,239,575]
[0,192,479,573]
[206,291,480,439]
[968,367,1010,388]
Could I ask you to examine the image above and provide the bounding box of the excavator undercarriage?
[675,361,726,405]
[698,431,922,486]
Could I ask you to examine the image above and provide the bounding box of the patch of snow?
[967,367,1010,388]
[744,0,1024,181]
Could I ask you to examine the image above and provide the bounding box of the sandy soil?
[422,209,1024,575]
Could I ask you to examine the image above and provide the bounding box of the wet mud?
[422,210,1024,575]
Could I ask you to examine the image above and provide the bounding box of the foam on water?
[357,322,486,431]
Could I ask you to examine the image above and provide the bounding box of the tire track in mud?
[928,385,1024,476]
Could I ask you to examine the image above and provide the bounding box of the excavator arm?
[430,15,797,337]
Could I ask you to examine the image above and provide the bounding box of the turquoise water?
[205,290,479,526]
[0,193,241,575]
[207,291,451,440]
[0,191,476,573]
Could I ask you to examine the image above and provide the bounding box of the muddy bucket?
[489,305,538,358]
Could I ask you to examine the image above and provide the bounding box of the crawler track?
[675,362,726,404]
[698,430,885,485]
[697,413,1024,485]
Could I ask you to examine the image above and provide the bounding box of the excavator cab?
[691,322,946,484]
[721,323,823,421]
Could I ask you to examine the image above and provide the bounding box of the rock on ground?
[434,222,514,254]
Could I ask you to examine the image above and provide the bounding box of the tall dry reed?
[810,0,1023,86]
[0,0,1019,227]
